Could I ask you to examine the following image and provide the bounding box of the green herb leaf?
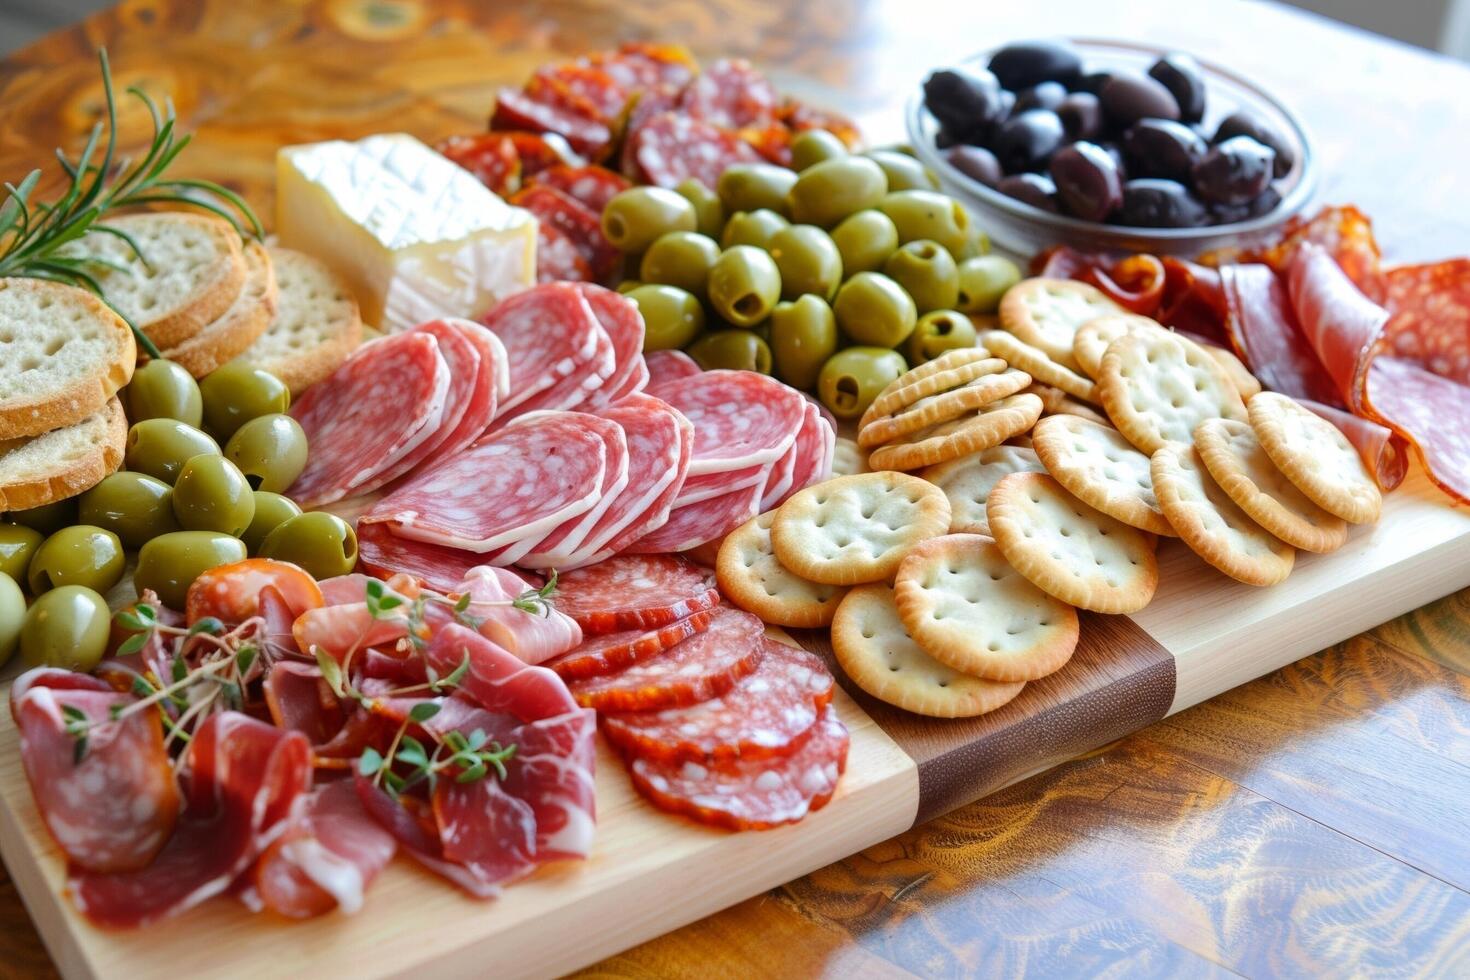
[455,761,488,783]
[408,701,441,723]
[453,593,472,614]
[130,676,155,699]
[314,646,345,698]
[235,644,257,675]
[442,651,471,690]
[358,748,383,777]
[72,736,89,766]
[171,654,187,684]
[467,729,488,751]
[114,609,146,632]
[188,617,224,637]
[117,632,149,656]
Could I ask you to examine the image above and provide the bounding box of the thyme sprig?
[358,701,517,800]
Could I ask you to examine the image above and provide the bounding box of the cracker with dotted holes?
[1026,382,1112,426]
[1032,414,1174,536]
[920,444,1044,536]
[980,329,1097,403]
[716,512,847,627]
[858,367,1031,449]
[986,471,1158,613]
[894,533,1080,682]
[863,349,1003,424]
[1071,313,1163,379]
[1247,391,1381,524]
[1205,346,1262,400]
[1150,443,1296,585]
[868,392,1042,472]
[1193,418,1347,553]
[832,584,1026,718]
[998,277,1122,373]
[1096,328,1247,455]
[830,437,870,477]
[771,471,950,585]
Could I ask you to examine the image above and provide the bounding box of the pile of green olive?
[0,358,356,674]
[603,132,1023,421]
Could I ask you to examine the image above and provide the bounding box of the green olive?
[627,284,706,351]
[27,525,125,595]
[876,190,972,259]
[883,239,960,313]
[790,129,849,171]
[6,499,79,536]
[20,585,111,672]
[818,347,909,420]
[125,419,221,485]
[830,210,901,277]
[0,524,43,583]
[769,295,838,390]
[674,178,725,239]
[717,163,797,217]
[719,209,789,250]
[866,149,940,191]
[832,272,918,348]
[0,572,23,667]
[135,531,248,611]
[258,512,359,580]
[78,472,179,550]
[125,359,203,426]
[171,454,255,537]
[602,186,698,254]
[768,224,843,301]
[242,491,302,554]
[687,330,773,374]
[200,363,290,441]
[960,225,992,260]
[956,254,1022,314]
[707,246,782,328]
[906,309,979,365]
[787,156,888,228]
[616,280,643,295]
[639,232,721,299]
[224,414,309,494]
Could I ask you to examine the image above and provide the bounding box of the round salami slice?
[772,400,835,508]
[678,462,767,507]
[491,88,611,158]
[677,58,779,131]
[566,605,763,711]
[529,165,632,214]
[593,43,698,95]
[519,414,630,568]
[648,369,806,475]
[619,89,679,181]
[534,221,592,283]
[357,521,479,595]
[480,283,601,415]
[555,554,718,635]
[526,63,629,123]
[504,131,580,180]
[511,184,620,284]
[379,319,481,482]
[624,480,763,554]
[545,608,715,681]
[644,349,701,386]
[632,111,763,189]
[575,284,647,412]
[626,705,849,831]
[436,133,521,197]
[601,638,833,763]
[498,321,616,422]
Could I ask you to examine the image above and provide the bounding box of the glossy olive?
[224,413,309,493]
[0,572,22,667]
[20,585,111,672]
[0,524,43,583]
[674,178,726,239]
[135,531,248,611]
[906,309,979,364]
[956,255,1022,314]
[200,363,290,441]
[717,163,797,216]
[171,454,255,537]
[1057,92,1104,140]
[1122,119,1207,183]
[687,330,773,374]
[242,491,303,555]
[787,157,888,228]
[78,471,179,550]
[768,224,843,301]
[124,418,221,484]
[1149,52,1207,123]
[883,239,960,313]
[719,209,790,251]
[707,246,782,327]
[1099,72,1181,128]
[125,359,203,427]
[1213,111,1295,178]
[830,210,900,276]
[996,173,1060,213]
[769,295,839,390]
[1117,178,1209,228]
[1191,136,1275,206]
[628,284,706,351]
[616,280,643,295]
[790,129,848,171]
[987,40,1083,90]
[817,347,908,420]
[27,525,124,595]
[1050,141,1123,222]
[944,145,1002,188]
[602,186,698,254]
[866,150,938,192]
[875,190,972,259]
[922,67,1006,140]
[258,512,359,580]
[959,224,992,260]
[5,499,78,536]
[1210,186,1282,224]
[992,109,1065,174]
[639,231,721,298]
[833,272,918,348]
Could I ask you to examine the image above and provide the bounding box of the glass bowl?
[906,37,1318,257]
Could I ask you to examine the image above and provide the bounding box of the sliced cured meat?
[491,87,612,158]
[780,97,861,147]
[291,589,413,663]
[758,433,800,512]
[511,184,620,284]
[479,283,601,415]
[601,639,833,763]
[644,348,701,385]
[1287,243,1387,411]
[778,400,835,504]
[1364,358,1470,503]
[254,780,397,919]
[624,479,763,554]
[448,566,583,666]
[432,770,538,890]
[632,111,763,189]
[534,221,591,283]
[519,415,629,567]
[496,708,598,861]
[555,554,719,635]
[503,131,581,179]
[288,332,450,507]
[605,354,650,404]
[677,58,779,131]
[1383,259,1470,376]
[529,164,631,214]
[619,88,679,180]
[677,462,769,507]
[495,317,616,421]
[357,520,479,595]
[526,62,628,122]
[436,132,521,197]
[1302,399,1408,491]
[363,411,606,553]
[575,284,647,413]
[378,319,482,483]
[627,705,849,831]
[544,609,715,680]
[1263,204,1385,301]
[593,42,697,94]
[445,319,504,444]
[424,623,580,723]
[263,661,347,747]
[1220,263,1343,407]
[649,368,806,475]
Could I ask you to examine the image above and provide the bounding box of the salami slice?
[526,62,628,123]
[436,133,522,197]
[491,88,612,158]
[1364,358,1470,503]
[649,368,806,475]
[624,479,763,554]
[497,321,616,421]
[757,440,799,512]
[575,284,647,412]
[677,58,779,131]
[519,414,630,568]
[447,319,506,444]
[593,42,698,94]
[677,462,768,507]
[632,111,763,189]
[619,89,679,181]
[534,221,592,283]
[357,520,478,594]
[529,164,632,214]
[566,606,763,711]
[288,332,451,507]
[555,554,718,635]
[380,319,481,482]
[544,609,715,680]
[480,283,601,414]
[627,705,849,830]
[777,400,835,505]
[503,131,581,179]
[511,184,620,284]
[644,349,701,385]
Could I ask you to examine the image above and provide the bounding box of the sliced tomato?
[186,559,324,627]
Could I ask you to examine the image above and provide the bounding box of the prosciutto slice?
[254,780,397,919]
[441,566,582,665]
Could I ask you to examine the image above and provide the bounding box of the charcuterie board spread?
[0,38,1467,979]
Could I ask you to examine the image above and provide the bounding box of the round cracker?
[832,584,1026,718]
[1246,391,1381,524]
[1032,414,1173,536]
[1072,313,1162,378]
[981,329,1097,403]
[717,512,848,627]
[1028,382,1112,426]
[920,443,1044,536]
[1097,329,1247,455]
[831,437,870,477]
[1205,346,1262,400]
[863,350,1005,424]
[771,471,950,586]
[987,471,1159,614]
[858,367,1031,449]
[1150,443,1296,586]
[867,393,1042,472]
[894,533,1079,682]
[998,277,1122,373]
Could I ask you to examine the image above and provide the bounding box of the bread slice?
[63,212,246,349]
[0,397,127,511]
[161,240,278,378]
[237,247,362,394]
[0,278,135,440]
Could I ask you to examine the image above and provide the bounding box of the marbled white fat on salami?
[556,554,718,635]
[632,111,763,189]
[529,164,631,214]
[480,283,602,415]
[378,319,481,482]
[649,368,805,475]
[575,284,647,413]
[643,349,701,386]
[676,58,779,130]
[545,609,715,681]
[625,480,763,554]
[511,184,620,284]
[519,413,630,568]
[356,521,479,595]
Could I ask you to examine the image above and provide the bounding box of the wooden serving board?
[1,460,1467,979]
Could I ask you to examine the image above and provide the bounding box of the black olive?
[1014,81,1068,114]
[1099,72,1180,129]
[988,40,1084,90]
[1116,178,1209,228]
[1209,186,1283,224]
[1191,136,1275,205]
[923,67,1005,140]
[1147,53,1207,123]
[1050,142,1123,222]
[1214,111,1295,177]
[991,109,1065,173]
[1121,119,1207,182]
[946,145,1003,187]
[996,173,1060,213]
[1057,92,1103,141]
[1073,70,1114,96]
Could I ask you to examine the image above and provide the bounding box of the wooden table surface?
[2,1,1469,975]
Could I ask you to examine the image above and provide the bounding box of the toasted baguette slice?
[161,241,278,378]
[63,212,246,349]
[237,247,362,394]
[0,397,127,511]
[0,278,135,440]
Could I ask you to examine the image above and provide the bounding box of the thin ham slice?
[254,779,397,918]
